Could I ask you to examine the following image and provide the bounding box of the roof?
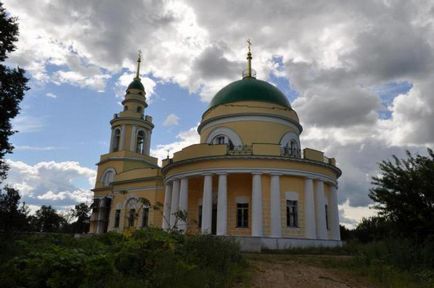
[208,77,291,109]
[127,78,145,91]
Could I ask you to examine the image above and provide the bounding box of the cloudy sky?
[3,0,434,227]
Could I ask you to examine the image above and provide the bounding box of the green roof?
[127,78,144,91]
[209,77,291,109]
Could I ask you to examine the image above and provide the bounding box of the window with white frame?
[212,134,234,149]
[101,169,115,186]
[236,203,249,228]
[141,206,149,228]
[286,200,298,227]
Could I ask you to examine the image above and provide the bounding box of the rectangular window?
[142,207,149,228]
[286,200,298,227]
[198,205,202,228]
[236,203,248,228]
[114,209,120,228]
[128,209,135,227]
[325,204,329,230]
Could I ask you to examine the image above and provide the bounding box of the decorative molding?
[198,113,303,134]
[206,127,243,146]
[165,167,337,185]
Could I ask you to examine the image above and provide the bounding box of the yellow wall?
[201,121,298,145]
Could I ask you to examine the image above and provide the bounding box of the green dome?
[209,77,291,109]
[127,78,144,91]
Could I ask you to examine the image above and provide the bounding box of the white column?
[315,180,327,239]
[201,174,213,234]
[169,179,180,228]
[252,173,263,237]
[216,173,227,236]
[270,174,281,237]
[119,125,126,150]
[130,125,137,151]
[109,129,114,152]
[178,178,189,233]
[330,185,341,240]
[304,178,316,239]
[96,198,105,234]
[162,183,172,230]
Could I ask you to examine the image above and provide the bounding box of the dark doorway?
[211,204,217,235]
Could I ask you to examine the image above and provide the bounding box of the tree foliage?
[29,205,67,233]
[0,186,28,232]
[369,149,434,241]
[0,2,29,181]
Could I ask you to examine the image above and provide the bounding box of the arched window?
[136,131,145,154]
[212,134,234,149]
[112,129,121,152]
[101,169,115,186]
[125,198,138,228]
[124,106,128,111]
[136,106,142,113]
[280,132,300,158]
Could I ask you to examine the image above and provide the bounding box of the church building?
[89,45,342,249]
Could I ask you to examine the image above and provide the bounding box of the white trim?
[114,186,163,193]
[285,191,299,201]
[201,115,301,133]
[206,127,242,146]
[280,132,300,148]
[166,167,336,186]
[130,125,137,151]
[120,125,126,150]
[236,196,249,203]
[101,168,116,186]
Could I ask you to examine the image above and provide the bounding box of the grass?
[245,242,434,288]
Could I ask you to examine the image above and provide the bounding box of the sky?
[3,0,434,227]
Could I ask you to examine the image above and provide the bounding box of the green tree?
[0,2,29,181]
[30,205,66,232]
[0,187,28,232]
[70,203,90,233]
[369,149,434,241]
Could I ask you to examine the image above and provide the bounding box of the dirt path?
[245,254,374,288]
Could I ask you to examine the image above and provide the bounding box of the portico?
[162,168,340,241]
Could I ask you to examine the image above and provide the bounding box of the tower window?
[236,203,248,228]
[114,209,120,228]
[124,106,128,111]
[113,129,121,152]
[142,207,149,228]
[286,200,298,227]
[137,106,142,113]
[136,131,145,154]
[101,169,115,186]
[325,204,329,230]
[128,209,136,227]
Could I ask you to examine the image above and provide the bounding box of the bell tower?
[109,51,154,156]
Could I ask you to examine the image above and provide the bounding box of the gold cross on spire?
[135,49,142,80]
[247,39,252,53]
[246,39,252,77]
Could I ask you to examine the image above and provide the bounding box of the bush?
[0,230,246,288]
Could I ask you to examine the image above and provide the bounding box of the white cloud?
[163,113,180,127]
[4,160,96,210]
[114,72,157,100]
[46,92,57,98]
[15,146,62,151]
[11,115,45,133]
[151,125,200,160]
